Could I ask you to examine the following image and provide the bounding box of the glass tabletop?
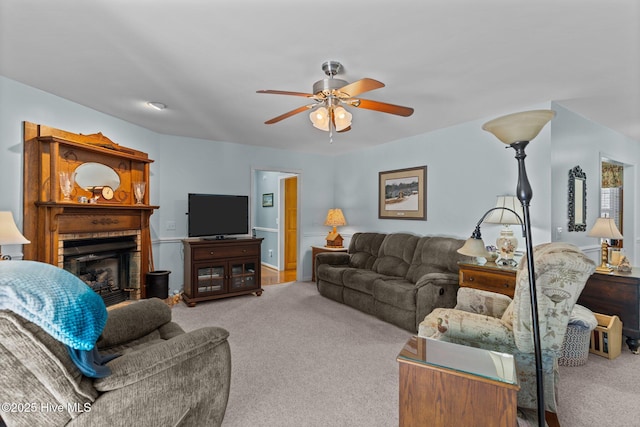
[398,336,517,385]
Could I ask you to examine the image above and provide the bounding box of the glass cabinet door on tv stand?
[230,260,258,292]
[196,265,226,295]
[182,238,263,307]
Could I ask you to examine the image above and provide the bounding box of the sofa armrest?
[97,298,172,349]
[94,326,229,391]
[454,287,513,318]
[414,273,459,331]
[85,326,231,427]
[419,308,515,350]
[315,252,350,267]
[158,321,186,340]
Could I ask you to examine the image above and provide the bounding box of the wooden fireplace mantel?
[22,122,159,298]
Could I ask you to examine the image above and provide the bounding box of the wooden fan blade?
[264,105,313,124]
[338,78,385,97]
[353,98,414,117]
[257,89,315,98]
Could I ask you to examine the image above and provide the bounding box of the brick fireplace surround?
[22,122,157,302]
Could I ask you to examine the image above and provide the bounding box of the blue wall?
[2,76,638,292]
[550,102,639,259]
[255,170,280,266]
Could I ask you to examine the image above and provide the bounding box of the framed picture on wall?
[262,193,274,207]
[378,166,427,220]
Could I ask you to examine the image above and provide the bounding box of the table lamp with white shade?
[587,217,623,273]
[0,211,30,260]
[483,195,525,266]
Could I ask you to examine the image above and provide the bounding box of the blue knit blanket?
[0,260,113,377]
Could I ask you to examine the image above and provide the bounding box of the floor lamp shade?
[457,236,489,258]
[482,110,556,144]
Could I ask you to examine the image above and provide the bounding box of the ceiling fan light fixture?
[259,61,413,141]
[310,106,352,132]
[310,106,329,130]
[333,106,352,131]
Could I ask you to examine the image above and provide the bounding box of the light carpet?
[172,281,639,427]
[172,281,411,426]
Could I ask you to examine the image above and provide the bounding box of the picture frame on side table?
[262,193,274,207]
[379,166,427,220]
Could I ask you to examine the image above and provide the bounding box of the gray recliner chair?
[0,298,231,427]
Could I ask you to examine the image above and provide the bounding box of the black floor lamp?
[482,109,555,427]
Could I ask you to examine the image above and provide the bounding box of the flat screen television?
[188,193,249,239]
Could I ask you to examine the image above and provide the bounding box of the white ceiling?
[1,0,638,155]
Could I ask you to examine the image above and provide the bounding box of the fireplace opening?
[63,235,138,306]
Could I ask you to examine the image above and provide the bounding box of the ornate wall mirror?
[75,162,121,191]
[568,165,586,231]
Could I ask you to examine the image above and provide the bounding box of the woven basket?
[559,323,592,367]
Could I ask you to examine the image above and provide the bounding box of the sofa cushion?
[348,232,386,269]
[343,270,392,295]
[406,236,467,283]
[372,233,419,277]
[373,278,416,310]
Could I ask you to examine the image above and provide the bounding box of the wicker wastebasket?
[558,305,598,367]
[559,323,592,366]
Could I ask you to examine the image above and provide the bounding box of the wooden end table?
[397,336,519,427]
[458,262,517,297]
[577,267,640,353]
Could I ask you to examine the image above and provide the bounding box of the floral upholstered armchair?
[418,242,596,415]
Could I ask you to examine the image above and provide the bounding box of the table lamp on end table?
[324,208,346,248]
[587,217,623,273]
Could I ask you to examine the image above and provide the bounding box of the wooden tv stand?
[182,238,263,306]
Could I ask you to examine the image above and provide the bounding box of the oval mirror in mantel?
[75,162,121,191]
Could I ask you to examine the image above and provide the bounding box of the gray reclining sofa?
[315,232,469,332]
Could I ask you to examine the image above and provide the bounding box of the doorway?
[252,168,300,285]
[600,159,624,249]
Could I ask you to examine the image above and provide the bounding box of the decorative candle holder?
[133,182,146,204]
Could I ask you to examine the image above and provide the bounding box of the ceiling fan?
[257,61,414,142]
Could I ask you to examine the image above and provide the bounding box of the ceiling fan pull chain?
[329,108,335,143]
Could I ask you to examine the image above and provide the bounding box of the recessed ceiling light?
[147,101,167,111]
